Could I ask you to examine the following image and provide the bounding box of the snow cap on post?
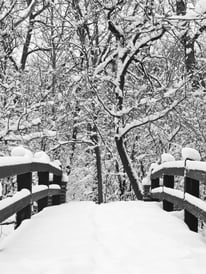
[34,151,50,163]
[11,145,33,159]
[149,163,159,172]
[52,159,62,168]
[181,147,201,161]
[62,173,68,182]
[161,153,175,163]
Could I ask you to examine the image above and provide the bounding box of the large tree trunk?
[91,124,103,204]
[176,0,196,75]
[115,136,143,200]
[20,12,35,70]
[115,159,126,200]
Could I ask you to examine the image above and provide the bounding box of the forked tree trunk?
[115,136,143,200]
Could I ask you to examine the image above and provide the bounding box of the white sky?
[0,201,206,274]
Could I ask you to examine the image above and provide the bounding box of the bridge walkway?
[0,201,206,274]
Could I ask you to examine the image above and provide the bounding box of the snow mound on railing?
[151,161,184,174]
[33,151,50,163]
[187,161,206,172]
[0,156,31,167]
[49,184,61,189]
[151,187,184,199]
[0,189,30,210]
[32,185,48,193]
[51,160,61,168]
[185,193,206,212]
[161,153,175,163]
[11,146,33,159]
[182,148,201,161]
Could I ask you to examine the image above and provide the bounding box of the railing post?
[150,177,160,201]
[184,176,199,232]
[60,175,67,204]
[163,175,174,211]
[151,178,159,189]
[38,171,49,211]
[16,172,32,228]
[52,174,63,205]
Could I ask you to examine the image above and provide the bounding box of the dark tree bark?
[20,12,35,70]
[115,136,143,200]
[176,0,196,76]
[91,124,103,204]
[20,1,49,70]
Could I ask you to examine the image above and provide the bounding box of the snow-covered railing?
[149,151,206,233]
[0,152,67,228]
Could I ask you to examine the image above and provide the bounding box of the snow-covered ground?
[0,201,206,274]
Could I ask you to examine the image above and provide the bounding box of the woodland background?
[0,0,206,202]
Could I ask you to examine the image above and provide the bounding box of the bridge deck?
[0,201,206,274]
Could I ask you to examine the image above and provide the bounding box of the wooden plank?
[163,175,174,211]
[0,195,31,223]
[37,172,49,211]
[151,166,184,179]
[152,192,184,208]
[0,163,32,178]
[48,188,62,196]
[186,170,206,182]
[52,175,62,205]
[32,189,61,201]
[0,189,62,224]
[151,161,206,184]
[184,177,199,232]
[0,162,61,179]
[32,189,49,202]
[16,173,32,228]
[32,162,62,176]
[151,190,206,223]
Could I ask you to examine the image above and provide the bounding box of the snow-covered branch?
[0,0,16,22]
[47,139,95,153]
[118,97,185,138]
[14,0,38,27]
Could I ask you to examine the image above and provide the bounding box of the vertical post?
[60,174,67,204]
[184,176,199,232]
[16,172,32,228]
[151,178,159,189]
[38,172,49,211]
[52,174,62,205]
[151,177,160,201]
[163,175,174,211]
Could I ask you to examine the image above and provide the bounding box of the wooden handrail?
[0,156,66,228]
[0,186,62,223]
[151,160,206,181]
[151,161,184,179]
[0,157,62,178]
[151,187,206,223]
[149,159,206,232]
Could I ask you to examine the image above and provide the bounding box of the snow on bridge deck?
[0,201,206,274]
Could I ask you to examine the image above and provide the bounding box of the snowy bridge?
[1,151,206,273]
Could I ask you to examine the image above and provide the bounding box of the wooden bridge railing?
[0,157,67,228]
[149,159,206,232]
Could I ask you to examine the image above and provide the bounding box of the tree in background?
[0,0,206,201]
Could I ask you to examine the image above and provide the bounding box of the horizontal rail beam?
[151,161,184,179]
[0,194,31,223]
[0,187,62,224]
[151,160,206,182]
[0,158,62,179]
[151,189,206,223]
